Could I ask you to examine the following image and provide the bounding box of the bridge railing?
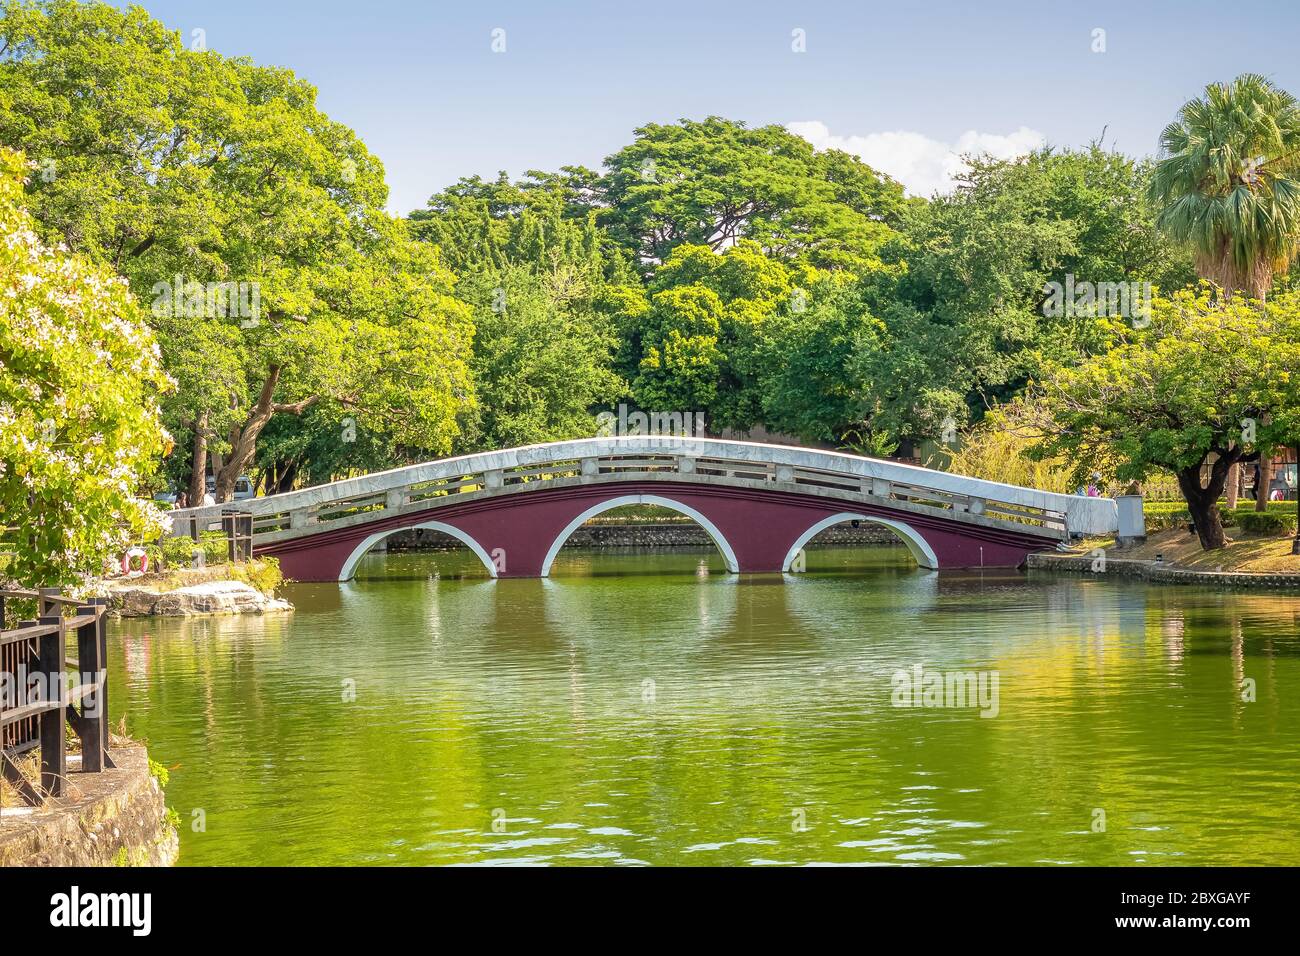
[168,437,1118,542]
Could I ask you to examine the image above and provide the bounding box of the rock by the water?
[153,581,291,616]
[110,587,163,617]
[108,580,292,617]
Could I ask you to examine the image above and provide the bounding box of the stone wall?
[0,744,178,867]
[1027,552,1300,590]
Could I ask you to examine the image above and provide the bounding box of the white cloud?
[787,121,1046,198]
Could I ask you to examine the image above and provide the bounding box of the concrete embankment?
[1027,551,1300,589]
[0,744,178,867]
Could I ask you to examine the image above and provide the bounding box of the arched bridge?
[168,437,1120,582]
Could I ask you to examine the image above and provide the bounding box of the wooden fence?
[0,587,112,806]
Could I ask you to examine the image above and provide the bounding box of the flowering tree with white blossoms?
[1,147,172,586]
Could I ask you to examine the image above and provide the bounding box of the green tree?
[1148,74,1300,509]
[853,145,1193,450]
[0,148,171,585]
[0,0,474,501]
[620,241,818,430]
[757,279,883,446]
[409,168,608,275]
[1032,289,1300,550]
[456,266,625,449]
[601,117,908,270]
[1148,74,1300,300]
[412,170,631,450]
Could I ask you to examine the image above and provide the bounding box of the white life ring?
[122,547,150,578]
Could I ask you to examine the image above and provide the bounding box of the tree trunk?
[1197,249,1273,302]
[1225,461,1240,509]
[1256,453,1273,511]
[213,365,318,502]
[188,409,208,505]
[1177,454,1237,550]
[273,459,299,495]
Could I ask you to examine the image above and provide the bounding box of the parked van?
[203,475,256,501]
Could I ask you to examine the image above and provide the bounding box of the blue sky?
[123,0,1300,214]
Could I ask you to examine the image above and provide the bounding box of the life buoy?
[122,547,150,578]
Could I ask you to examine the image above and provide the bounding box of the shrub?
[1142,500,1294,533]
[159,536,198,568]
[942,403,1076,493]
[159,532,228,569]
[230,558,282,594]
[1234,510,1298,535]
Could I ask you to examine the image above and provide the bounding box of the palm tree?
[1149,73,1300,509]
[1150,73,1300,298]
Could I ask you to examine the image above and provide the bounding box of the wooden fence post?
[74,605,105,773]
[93,598,114,767]
[37,586,61,619]
[36,612,65,797]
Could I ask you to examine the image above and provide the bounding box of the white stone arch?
[540,494,740,576]
[338,521,498,582]
[782,512,939,572]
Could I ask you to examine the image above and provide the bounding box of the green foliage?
[757,278,881,446]
[1140,500,1296,533]
[148,758,170,788]
[1142,501,1236,532]
[1035,290,1300,481]
[159,533,227,570]
[0,147,171,584]
[1149,73,1300,296]
[614,241,833,431]
[1033,289,1300,547]
[939,403,1077,493]
[0,0,474,497]
[601,117,909,270]
[411,170,630,451]
[852,145,1194,447]
[1234,509,1297,535]
[156,537,282,590]
[456,266,625,449]
[235,556,282,593]
[410,169,616,278]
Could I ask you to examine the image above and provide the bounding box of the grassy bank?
[1092,527,1300,573]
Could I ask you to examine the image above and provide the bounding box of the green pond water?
[108,544,1300,866]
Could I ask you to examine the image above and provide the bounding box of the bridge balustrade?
[168,438,1114,553]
